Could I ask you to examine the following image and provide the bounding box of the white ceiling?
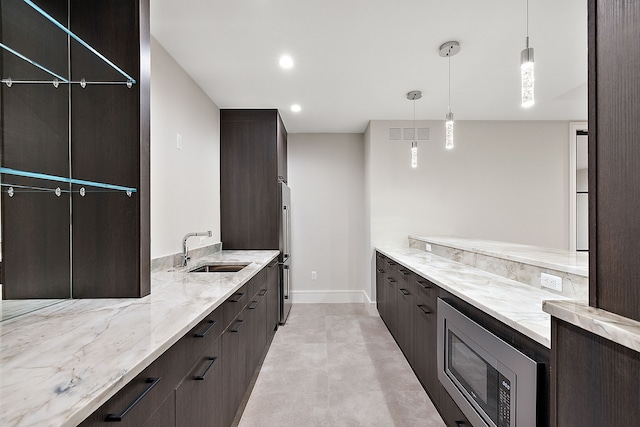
[151,0,587,133]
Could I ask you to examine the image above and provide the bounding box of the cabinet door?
[246,290,267,378]
[266,259,279,341]
[142,391,176,427]
[375,252,387,318]
[413,296,437,393]
[176,339,223,427]
[221,314,248,427]
[383,259,398,337]
[395,268,415,360]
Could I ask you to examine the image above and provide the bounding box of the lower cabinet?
[376,251,550,427]
[176,339,223,427]
[81,262,277,427]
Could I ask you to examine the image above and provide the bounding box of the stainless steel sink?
[188,263,249,273]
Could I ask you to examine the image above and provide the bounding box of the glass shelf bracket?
[0,167,137,194]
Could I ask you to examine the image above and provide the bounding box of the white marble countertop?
[411,236,589,277]
[378,247,570,348]
[543,300,640,353]
[0,250,279,427]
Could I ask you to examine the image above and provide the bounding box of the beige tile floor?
[237,303,446,427]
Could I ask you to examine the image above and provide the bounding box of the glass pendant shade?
[521,46,535,108]
[411,141,418,168]
[445,112,454,150]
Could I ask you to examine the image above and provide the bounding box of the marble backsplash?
[409,237,588,302]
[151,242,223,272]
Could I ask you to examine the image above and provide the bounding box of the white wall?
[288,134,367,302]
[366,120,570,299]
[150,37,220,258]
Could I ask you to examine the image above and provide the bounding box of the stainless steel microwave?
[437,298,539,427]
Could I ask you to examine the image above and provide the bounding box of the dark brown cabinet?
[375,251,547,427]
[220,109,287,250]
[176,339,223,427]
[395,268,415,359]
[82,262,278,427]
[549,3,640,425]
[1,0,150,299]
[412,276,437,395]
[266,259,280,341]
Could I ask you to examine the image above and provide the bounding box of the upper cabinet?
[589,0,640,321]
[0,0,150,298]
[220,109,287,250]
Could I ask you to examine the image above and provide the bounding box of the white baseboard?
[292,290,369,304]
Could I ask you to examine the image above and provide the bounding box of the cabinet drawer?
[180,305,224,372]
[414,276,436,306]
[223,283,248,327]
[176,338,223,427]
[80,342,184,427]
[247,267,267,300]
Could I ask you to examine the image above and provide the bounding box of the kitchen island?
[0,250,278,427]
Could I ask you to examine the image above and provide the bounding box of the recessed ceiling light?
[291,104,301,112]
[279,55,294,69]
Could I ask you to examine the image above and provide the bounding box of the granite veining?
[543,300,640,353]
[409,236,589,301]
[378,247,570,348]
[410,236,589,276]
[0,250,278,427]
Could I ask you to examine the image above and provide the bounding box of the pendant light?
[521,0,535,107]
[407,91,422,168]
[439,41,460,150]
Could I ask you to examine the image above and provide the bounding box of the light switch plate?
[425,243,432,252]
[176,133,183,150]
[541,272,563,292]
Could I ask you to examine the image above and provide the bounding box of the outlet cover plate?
[541,272,563,292]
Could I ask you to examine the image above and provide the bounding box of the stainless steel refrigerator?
[279,181,292,324]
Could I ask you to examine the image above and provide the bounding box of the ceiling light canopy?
[291,104,301,112]
[279,55,294,69]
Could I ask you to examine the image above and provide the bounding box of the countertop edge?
[410,235,589,277]
[377,247,556,348]
[543,300,640,353]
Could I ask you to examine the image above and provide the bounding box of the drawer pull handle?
[416,281,431,290]
[194,357,218,381]
[455,422,468,427]
[248,299,261,309]
[105,377,161,422]
[386,277,396,283]
[399,288,410,296]
[386,261,396,266]
[398,269,409,276]
[376,269,385,274]
[258,289,267,296]
[417,305,431,315]
[230,319,244,332]
[194,319,217,338]
[229,292,244,303]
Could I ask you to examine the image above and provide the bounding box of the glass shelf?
[0,167,137,195]
[0,0,137,87]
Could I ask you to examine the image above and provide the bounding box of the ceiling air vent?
[389,128,402,140]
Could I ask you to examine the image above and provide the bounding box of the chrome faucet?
[181,230,213,267]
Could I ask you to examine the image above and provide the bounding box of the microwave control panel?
[498,373,511,427]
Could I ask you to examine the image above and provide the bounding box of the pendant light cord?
[448,52,451,114]
[413,97,416,140]
[526,0,529,46]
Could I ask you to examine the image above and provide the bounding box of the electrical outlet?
[176,133,183,150]
[199,237,205,244]
[311,271,317,280]
[425,244,432,252]
[541,273,563,292]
